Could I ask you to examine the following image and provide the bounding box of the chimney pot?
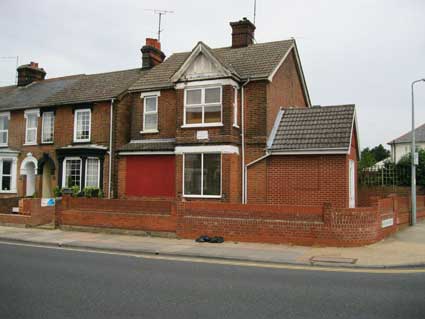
[141,38,166,69]
[230,17,256,48]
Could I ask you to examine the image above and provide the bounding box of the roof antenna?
[253,0,257,25]
[145,9,174,41]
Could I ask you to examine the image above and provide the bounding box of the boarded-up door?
[126,156,175,197]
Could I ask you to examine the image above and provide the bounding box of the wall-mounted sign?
[196,130,209,140]
[381,218,394,228]
[41,198,55,207]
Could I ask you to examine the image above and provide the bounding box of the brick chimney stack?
[141,38,166,69]
[17,62,46,86]
[230,17,256,48]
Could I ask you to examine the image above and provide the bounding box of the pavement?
[0,220,425,269]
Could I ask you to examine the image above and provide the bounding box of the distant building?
[388,123,425,163]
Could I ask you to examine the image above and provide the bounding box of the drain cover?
[310,256,357,265]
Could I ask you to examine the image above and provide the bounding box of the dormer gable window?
[183,86,222,127]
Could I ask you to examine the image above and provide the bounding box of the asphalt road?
[0,242,424,319]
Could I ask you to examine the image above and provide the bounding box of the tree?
[359,148,376,169]
[396,149,425,188]
[370,144,390,162]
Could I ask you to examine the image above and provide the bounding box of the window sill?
[140,129,159,134]
[183,194,222,199]
[233,124,240,129]
[0,144,8,148]
[181,123,223,129]
[41,141,54,145]
[23,142,37,146]
[0,190,17,194]
[73,140,91,144]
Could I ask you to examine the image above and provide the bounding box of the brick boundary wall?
[0,197,19,214]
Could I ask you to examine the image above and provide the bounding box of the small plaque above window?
[196,130,209,140]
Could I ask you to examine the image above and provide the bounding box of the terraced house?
[0,18,359,208]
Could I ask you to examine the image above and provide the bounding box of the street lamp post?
[411,79,425,226]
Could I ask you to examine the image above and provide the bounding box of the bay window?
[74,109,91,142]
[0,156,17,193]
[85,158,100,188]
[63,158,82,188]
[184,87,222,126]
[42,111,55,143]
[183,153,221,197]
[0,112,10,146]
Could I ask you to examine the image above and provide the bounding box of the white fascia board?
[140,91,161,98]
[267,109,284,148]
[175,145,239,154]
[119,151,175,156]
[175,78,239,90]
[348,108,360,158]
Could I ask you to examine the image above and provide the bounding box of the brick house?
[117,18,359,208]
[0,62,142,199]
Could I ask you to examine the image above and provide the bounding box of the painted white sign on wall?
[196,130,209,140]
[381,218,394,228]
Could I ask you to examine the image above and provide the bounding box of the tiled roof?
[119,139,176,152]
[0,68,143,111]
[388,123,425,144]
[268,105,355,153]
[130,39,294,91]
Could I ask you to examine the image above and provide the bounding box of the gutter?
[108,98,115,199]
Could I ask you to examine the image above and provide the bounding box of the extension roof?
[388,123,425,144]
[0,68,143,111]
[268,105,357,154]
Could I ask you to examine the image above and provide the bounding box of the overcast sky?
[1,0,424,149]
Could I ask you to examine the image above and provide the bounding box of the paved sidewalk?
[0,221,424,268]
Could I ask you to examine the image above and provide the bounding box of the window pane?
[203,154,221,196]
[0,131,7,144]
[204,105,221,123]
[186,89,202,105]
[1,176,10,191]
[65,159,81,188]
[186,106,202,124]
[0,117,8,130]
[145,97,157,112]
[86,159,99,187]
[144,113,157,130]
[42,112,54,142]
[2,160,11,175]
[205,87,221,104]
[76,110,90,140]
[26,129,36,143]
[184,154,202,195]
[27,114,37,128]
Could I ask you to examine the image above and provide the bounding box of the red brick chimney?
[230,17,256,48]
[141,38,166,69]
[17,62,46,86]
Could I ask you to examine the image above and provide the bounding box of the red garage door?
[125,156,175,197]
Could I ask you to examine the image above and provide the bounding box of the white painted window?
[0,112,10,146]
[74,109,91,142]
[24,110,39,145]
[0,157,17,193]
[183,153,221,197]
[41,111,55,143]
[85,158,100,188]
[63,158,82,188]
[233,87,238,127]
[143,96,158,131]
[184,87,222,127]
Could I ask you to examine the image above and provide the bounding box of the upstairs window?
[41,111,55,143]
[233,87,238,127]
[184,87,222,126]
[24,109,39,145]
[74,109,91,142]
[0,112,10,146]
[143,96,158,132]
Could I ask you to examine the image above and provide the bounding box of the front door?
[349,160,355,208]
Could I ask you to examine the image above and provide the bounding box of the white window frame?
[182,152,222,198]
[0,112,10,147]
[41,111,55,144]
[24,109,40,145]
[0,156,17,193]
[233,86,239,128]
[73,109,91,143]
[182,86,223,128]
[62,157,82,189]
[85,157,101,188]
